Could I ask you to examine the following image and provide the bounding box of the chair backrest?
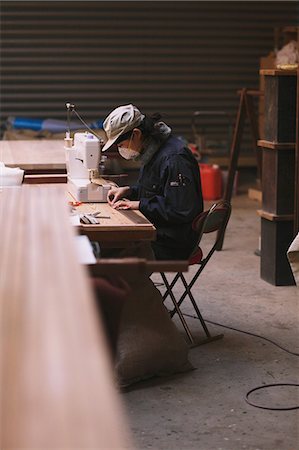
[192,200,231,254]
[202,201,231,234]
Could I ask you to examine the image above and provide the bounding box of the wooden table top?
[0,185,131,448]
[0,139,66,171]
[70,198,156,243]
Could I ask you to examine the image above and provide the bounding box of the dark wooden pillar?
[258,69,297,286]
[294,62,299,234]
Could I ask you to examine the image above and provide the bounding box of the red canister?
[199,163,222,200]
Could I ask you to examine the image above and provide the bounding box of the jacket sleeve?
[128,184,139,200]
[139,154,203,224]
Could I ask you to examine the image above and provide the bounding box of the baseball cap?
[102,104,145,151]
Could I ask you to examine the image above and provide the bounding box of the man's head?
[102,104,145,152]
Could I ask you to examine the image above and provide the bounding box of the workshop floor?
[121,178,299,450]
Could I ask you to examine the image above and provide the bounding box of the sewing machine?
[65,132,111,203]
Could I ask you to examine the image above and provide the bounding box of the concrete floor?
[121,188,299,450]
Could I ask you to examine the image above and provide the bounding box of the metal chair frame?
[160,201,231,346]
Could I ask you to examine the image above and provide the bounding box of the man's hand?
[107,186,131,206]
[112,200,140,210]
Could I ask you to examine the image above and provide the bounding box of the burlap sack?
[115,276,193,387]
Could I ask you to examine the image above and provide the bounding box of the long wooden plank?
[0,185,131,449]
[0,139,66,171]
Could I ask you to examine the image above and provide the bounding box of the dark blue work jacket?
[129,135,203,260]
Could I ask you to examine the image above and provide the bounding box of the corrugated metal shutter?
[1,1,298,155]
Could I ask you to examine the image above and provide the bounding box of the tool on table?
[79,211,111,224]
[64,103,111,203]
[91,211,111,219]
[80,214,99,224]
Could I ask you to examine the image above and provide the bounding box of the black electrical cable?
[183,313,299,411]
[183,313,299,356]
[65,103,103,141]
[72,108,103,141]
[245,383,299,411]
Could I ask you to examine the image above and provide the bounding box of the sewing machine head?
[65,131,111,203]
[65,132,101,177]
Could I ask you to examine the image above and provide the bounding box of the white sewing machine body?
[65,132,111,203]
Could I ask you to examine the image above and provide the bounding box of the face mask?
[117,132,140,160]
[118,147,140,160]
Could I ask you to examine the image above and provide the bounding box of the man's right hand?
[107,186,131,206]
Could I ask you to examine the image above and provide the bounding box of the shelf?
[257,140,295,150]
[260,69,297,76]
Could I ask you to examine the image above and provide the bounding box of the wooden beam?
[88,258,189,278]
[0,185,131,449]
[294,30,299,233]
[23,173,67,183]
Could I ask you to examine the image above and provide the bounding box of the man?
[102,104,203,260]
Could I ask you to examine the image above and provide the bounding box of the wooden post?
[294,32,299,234]
[258,69,297,285]
[218,88,262,250]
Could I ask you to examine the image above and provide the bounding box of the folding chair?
[160,200,231,346]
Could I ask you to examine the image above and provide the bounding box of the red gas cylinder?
[199,163,222,201]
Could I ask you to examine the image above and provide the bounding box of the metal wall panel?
[1,1,298,148]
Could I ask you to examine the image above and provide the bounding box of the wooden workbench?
[0,138,156,243]
[0,185,131,448]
